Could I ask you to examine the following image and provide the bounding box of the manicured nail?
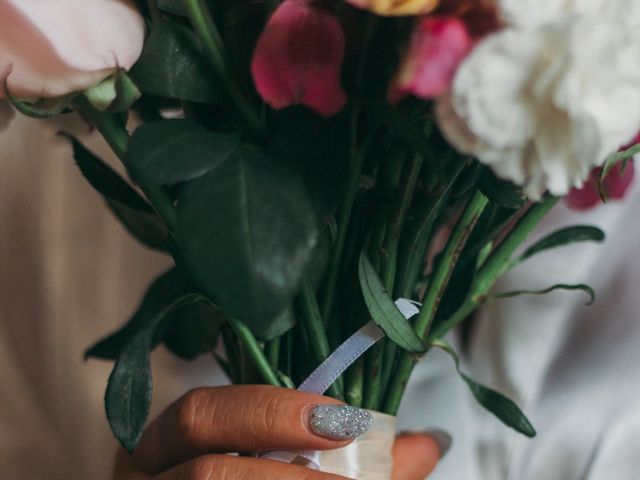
[309,405,373,440]
[400,429,453,458]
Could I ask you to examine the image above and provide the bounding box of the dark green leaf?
[163,302,226,360]
[255,306,296,342]
[176,149,319,335]
[85,268,187,360]
[129,20,223,103]
[358,253,426,353]
[520,226,605,262]
[495,283,596,306]
[478,169,526,209]
[157,0,187,16]
[106,199,170,252]
[66,135,152,212]
[105,293,203,453]
[431,339,536,438]
[127,119,238,186]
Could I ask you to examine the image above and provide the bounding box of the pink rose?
[0,0,145,99]
[251,0,347,117]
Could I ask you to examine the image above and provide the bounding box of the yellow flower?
[346,0,439,16]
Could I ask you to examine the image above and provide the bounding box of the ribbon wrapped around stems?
[260,299,420,479]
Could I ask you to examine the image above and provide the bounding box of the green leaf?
[163,302,226,360]
[431,339,536,438]
[85,268,187,360]
[176,149,319,335]
[478,169,526,209]
[106,199,170,252]
[66,135,152,212]
[495,283,596,306]
[127,119,238,186]
[105,293,203,453]
[83,69,141,113]
[520,226,605,262]
[157,0,187,16]
[358,253,426,353]
[129,20,223,103]
[255,306,296,342]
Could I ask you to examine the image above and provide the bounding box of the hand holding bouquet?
[2,0,639,478]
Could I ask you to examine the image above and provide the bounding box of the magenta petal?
[390,16,472,102]
[251,0,347,117]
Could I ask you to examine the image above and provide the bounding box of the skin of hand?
[113,385,442,480]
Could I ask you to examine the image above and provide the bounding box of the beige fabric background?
[0,114,226,478]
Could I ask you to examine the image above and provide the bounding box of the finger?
[154,455,350,480]
[133,385,369,474]
[391,431,450,480]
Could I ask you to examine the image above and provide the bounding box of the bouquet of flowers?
[2,0,639,477]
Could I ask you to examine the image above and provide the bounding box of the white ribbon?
[261,299,420,473]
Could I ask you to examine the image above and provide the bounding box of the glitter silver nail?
[309,405,373,440]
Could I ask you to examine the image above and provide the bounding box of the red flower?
[565,163,635,211]
[566,133,639,210]
[251,0,347,117]
[388,16,472,102]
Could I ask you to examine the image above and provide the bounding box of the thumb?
[391,430,452,480]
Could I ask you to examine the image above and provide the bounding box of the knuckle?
[174,388,211,444]
[259,393,284,434]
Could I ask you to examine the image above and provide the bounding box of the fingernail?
[400,428,453,458]
[309,405,373,440]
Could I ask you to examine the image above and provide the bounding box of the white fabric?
[315,411,396,480]
[2,114,640,479]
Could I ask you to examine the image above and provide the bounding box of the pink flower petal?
[389,16,472,102]
[251,0,347,117]
[0,0,144,99]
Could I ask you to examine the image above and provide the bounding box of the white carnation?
[437,6,640,198]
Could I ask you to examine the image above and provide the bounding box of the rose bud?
[345,0,439,16]
[0,0,145,99]
[565,162,636,211]
[389,16,472,102]
[251,0,347,117]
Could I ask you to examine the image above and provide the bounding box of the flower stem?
[72,96,177,230]
[299,277,344,399]
[365,153,422,410]
[320,107,367,322]
[383,190,489,415]
[228,317,282,387]
[265,337,281,371]
[181,0,264,135]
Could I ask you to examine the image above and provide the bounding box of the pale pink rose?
[0,0,145,99]
[389,16,473,102]
[251,0,347,117]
